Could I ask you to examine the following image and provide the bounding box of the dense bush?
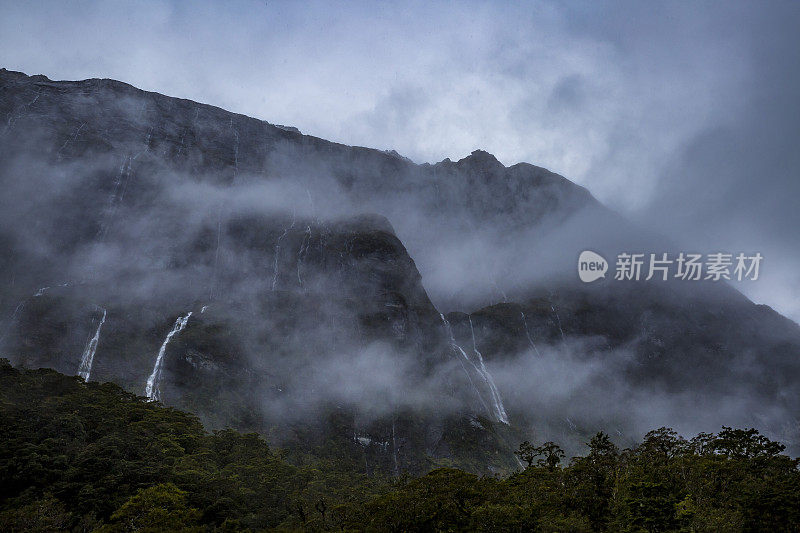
[1,360,798,531]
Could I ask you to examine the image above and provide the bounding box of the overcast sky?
[1,0,799,321]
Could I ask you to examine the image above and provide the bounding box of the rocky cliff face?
[1,68,798,469]
[0,69,528,473]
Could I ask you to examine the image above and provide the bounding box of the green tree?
[567,432,619,530]
[538,442,566,471]
[98,483,202,533]
[514,440,538,468]
[638,427,688,462]
[515,440,565,471]
[712,427,785,459]
[622,481,681,533]
[0,496,73,533]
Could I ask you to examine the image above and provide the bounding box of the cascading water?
[440,313,490,414]
[145,312,192,401]
[391,419,400,476]
[550,304,566,341]
[272,213,296,290]
[209,216,222,301]
[2,283,71,344]
[520,311,541,356]
[230,118,239,180]
[305,187,316,219]
[4,89,41,133]
[77,307,107,381]
[57,122,85,160]
[0,301,27,345]
[33,286,50,297]
[297,225,311,287]
[468,317,509,424]
[100,129,150,240]
[98,156,131,239]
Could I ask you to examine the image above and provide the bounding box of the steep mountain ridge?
[2,69,798,469]
[0,68,607,308]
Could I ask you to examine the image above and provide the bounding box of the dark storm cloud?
[592,2,800,321]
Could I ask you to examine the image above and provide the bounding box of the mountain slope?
[1,68,798,466]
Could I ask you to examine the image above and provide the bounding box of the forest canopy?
[1,360,798,532]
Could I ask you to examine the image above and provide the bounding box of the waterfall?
[77,307,106,381]
[1,282,70,345]
[440,313,511,423]
[209,216,222,301]
[297,225,311,287]
[0,300,27,345]
[468,317,509,424]
[98,156,132,239]
[272,213,296,291]
[4,89,41,133]
[33,282,70,298]
[57,122,85,160]
[441,313,490,414]
[391,419,400,476]
[230,118,239,180]
[520,311,541,356]
[145,312,192,401]
[305,187,316,218]
[550,304,566,341]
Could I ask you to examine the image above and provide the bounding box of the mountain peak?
[457,149,505,170]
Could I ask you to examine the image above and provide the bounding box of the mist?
[1,2,800,471]
[2,1,798,322]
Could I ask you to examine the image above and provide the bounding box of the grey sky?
[1,0,798,320]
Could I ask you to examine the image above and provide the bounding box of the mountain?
[1,68,798,471]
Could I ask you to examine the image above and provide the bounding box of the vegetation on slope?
[1,360,798,531]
